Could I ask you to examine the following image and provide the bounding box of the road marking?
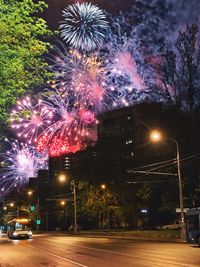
[21,243,88,267]
[51,241,195,267]
[32,238,195,267]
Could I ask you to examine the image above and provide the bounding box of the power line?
[127,158,176,172]
[128,153,200,175]
[127,153,200,182]
[127,179,179,184]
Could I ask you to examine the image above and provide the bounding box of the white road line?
[54,242,195,267]
[31,238,195,267]
[21,243,88,267]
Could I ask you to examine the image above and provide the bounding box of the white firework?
[0,139,47,197]
[59,2,109,52]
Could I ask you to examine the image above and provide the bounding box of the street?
[0,233,200,267]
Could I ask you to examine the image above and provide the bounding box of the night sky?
[43,0,134,30]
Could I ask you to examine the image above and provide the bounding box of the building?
[96,103,200,227]
[97,103,197,169]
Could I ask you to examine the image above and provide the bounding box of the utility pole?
[173,139,185,241]
[73,180,77,234]
[36,195,40,231]
[149,130,186,241]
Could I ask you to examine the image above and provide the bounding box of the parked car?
[161,223,180,230]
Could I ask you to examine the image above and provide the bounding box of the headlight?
[13,231,18,236]
[28,230,32,236]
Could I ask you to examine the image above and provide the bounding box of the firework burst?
[10,96,54,144]
[0,139,47,197]
[48,43,111,113]
[36,133,85,157]
[35,90,98,156]
[59,2,109,52]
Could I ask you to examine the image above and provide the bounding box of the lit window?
[126,139,133,145]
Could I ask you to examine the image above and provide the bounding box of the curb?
[59,232,184,243]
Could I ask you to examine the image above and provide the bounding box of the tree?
[78,183,122,229]
[158,24,200,110]
[0,0,52,123]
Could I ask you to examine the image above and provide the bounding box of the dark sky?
[43,0,134,30]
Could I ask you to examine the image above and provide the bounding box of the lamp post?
[150,130,185,241]
[27,190,33,196]
[58,174,77,234]
[171,138,185,241]
[72,180,77,234]
[27,190,40,231]
[36,194,40,231]
[100,184,106,190]
[60,200,67,230]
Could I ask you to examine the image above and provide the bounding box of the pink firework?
[36,133,83,157]
[48,135,70,157]
[48,46,105,112]
[115,52,145,90]
[43,91,98,145]
[70,53,105,110]
[43,92,79,140]
[36,133,49,153]
[79,109,96,124]
[10,97,54,144]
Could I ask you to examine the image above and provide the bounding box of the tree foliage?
[0,0,52,122]
[78,182,122,229]
[159,24,200,110]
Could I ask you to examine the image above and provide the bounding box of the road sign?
[176,208,189,213]
[36,219,41,225]
[30,206,35,211]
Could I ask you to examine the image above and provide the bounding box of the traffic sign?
[176,208,189,213]
[30,206,35,211]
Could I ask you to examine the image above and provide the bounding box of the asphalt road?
[0,233,200,267]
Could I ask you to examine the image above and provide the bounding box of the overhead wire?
[127,152,200,182]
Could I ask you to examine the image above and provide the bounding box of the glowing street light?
[27,190,33,196]
[58,174,67,183]
[9,202,14,208]
[60,200,66,206]
[3,206,7,211]
[100,184,106,190]
[58,174,77,234]
[149,130,162,143]
[149,129,185,241]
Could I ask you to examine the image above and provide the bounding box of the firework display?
[10,97,54,144]
[59,2,109,52]
[1,1,185,197]
[0,140,47,198]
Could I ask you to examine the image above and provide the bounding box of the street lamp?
[59,200,67,230]
[58,174,67,183]
[100,184,106,190]
[27,189,40,231]
[149,130,162,143]
[9,202,14,208]
[150,129,185,241]
[58,174,77,234]
[72,180,78,234]
[27,190,33,196]
[60,200,66,206]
